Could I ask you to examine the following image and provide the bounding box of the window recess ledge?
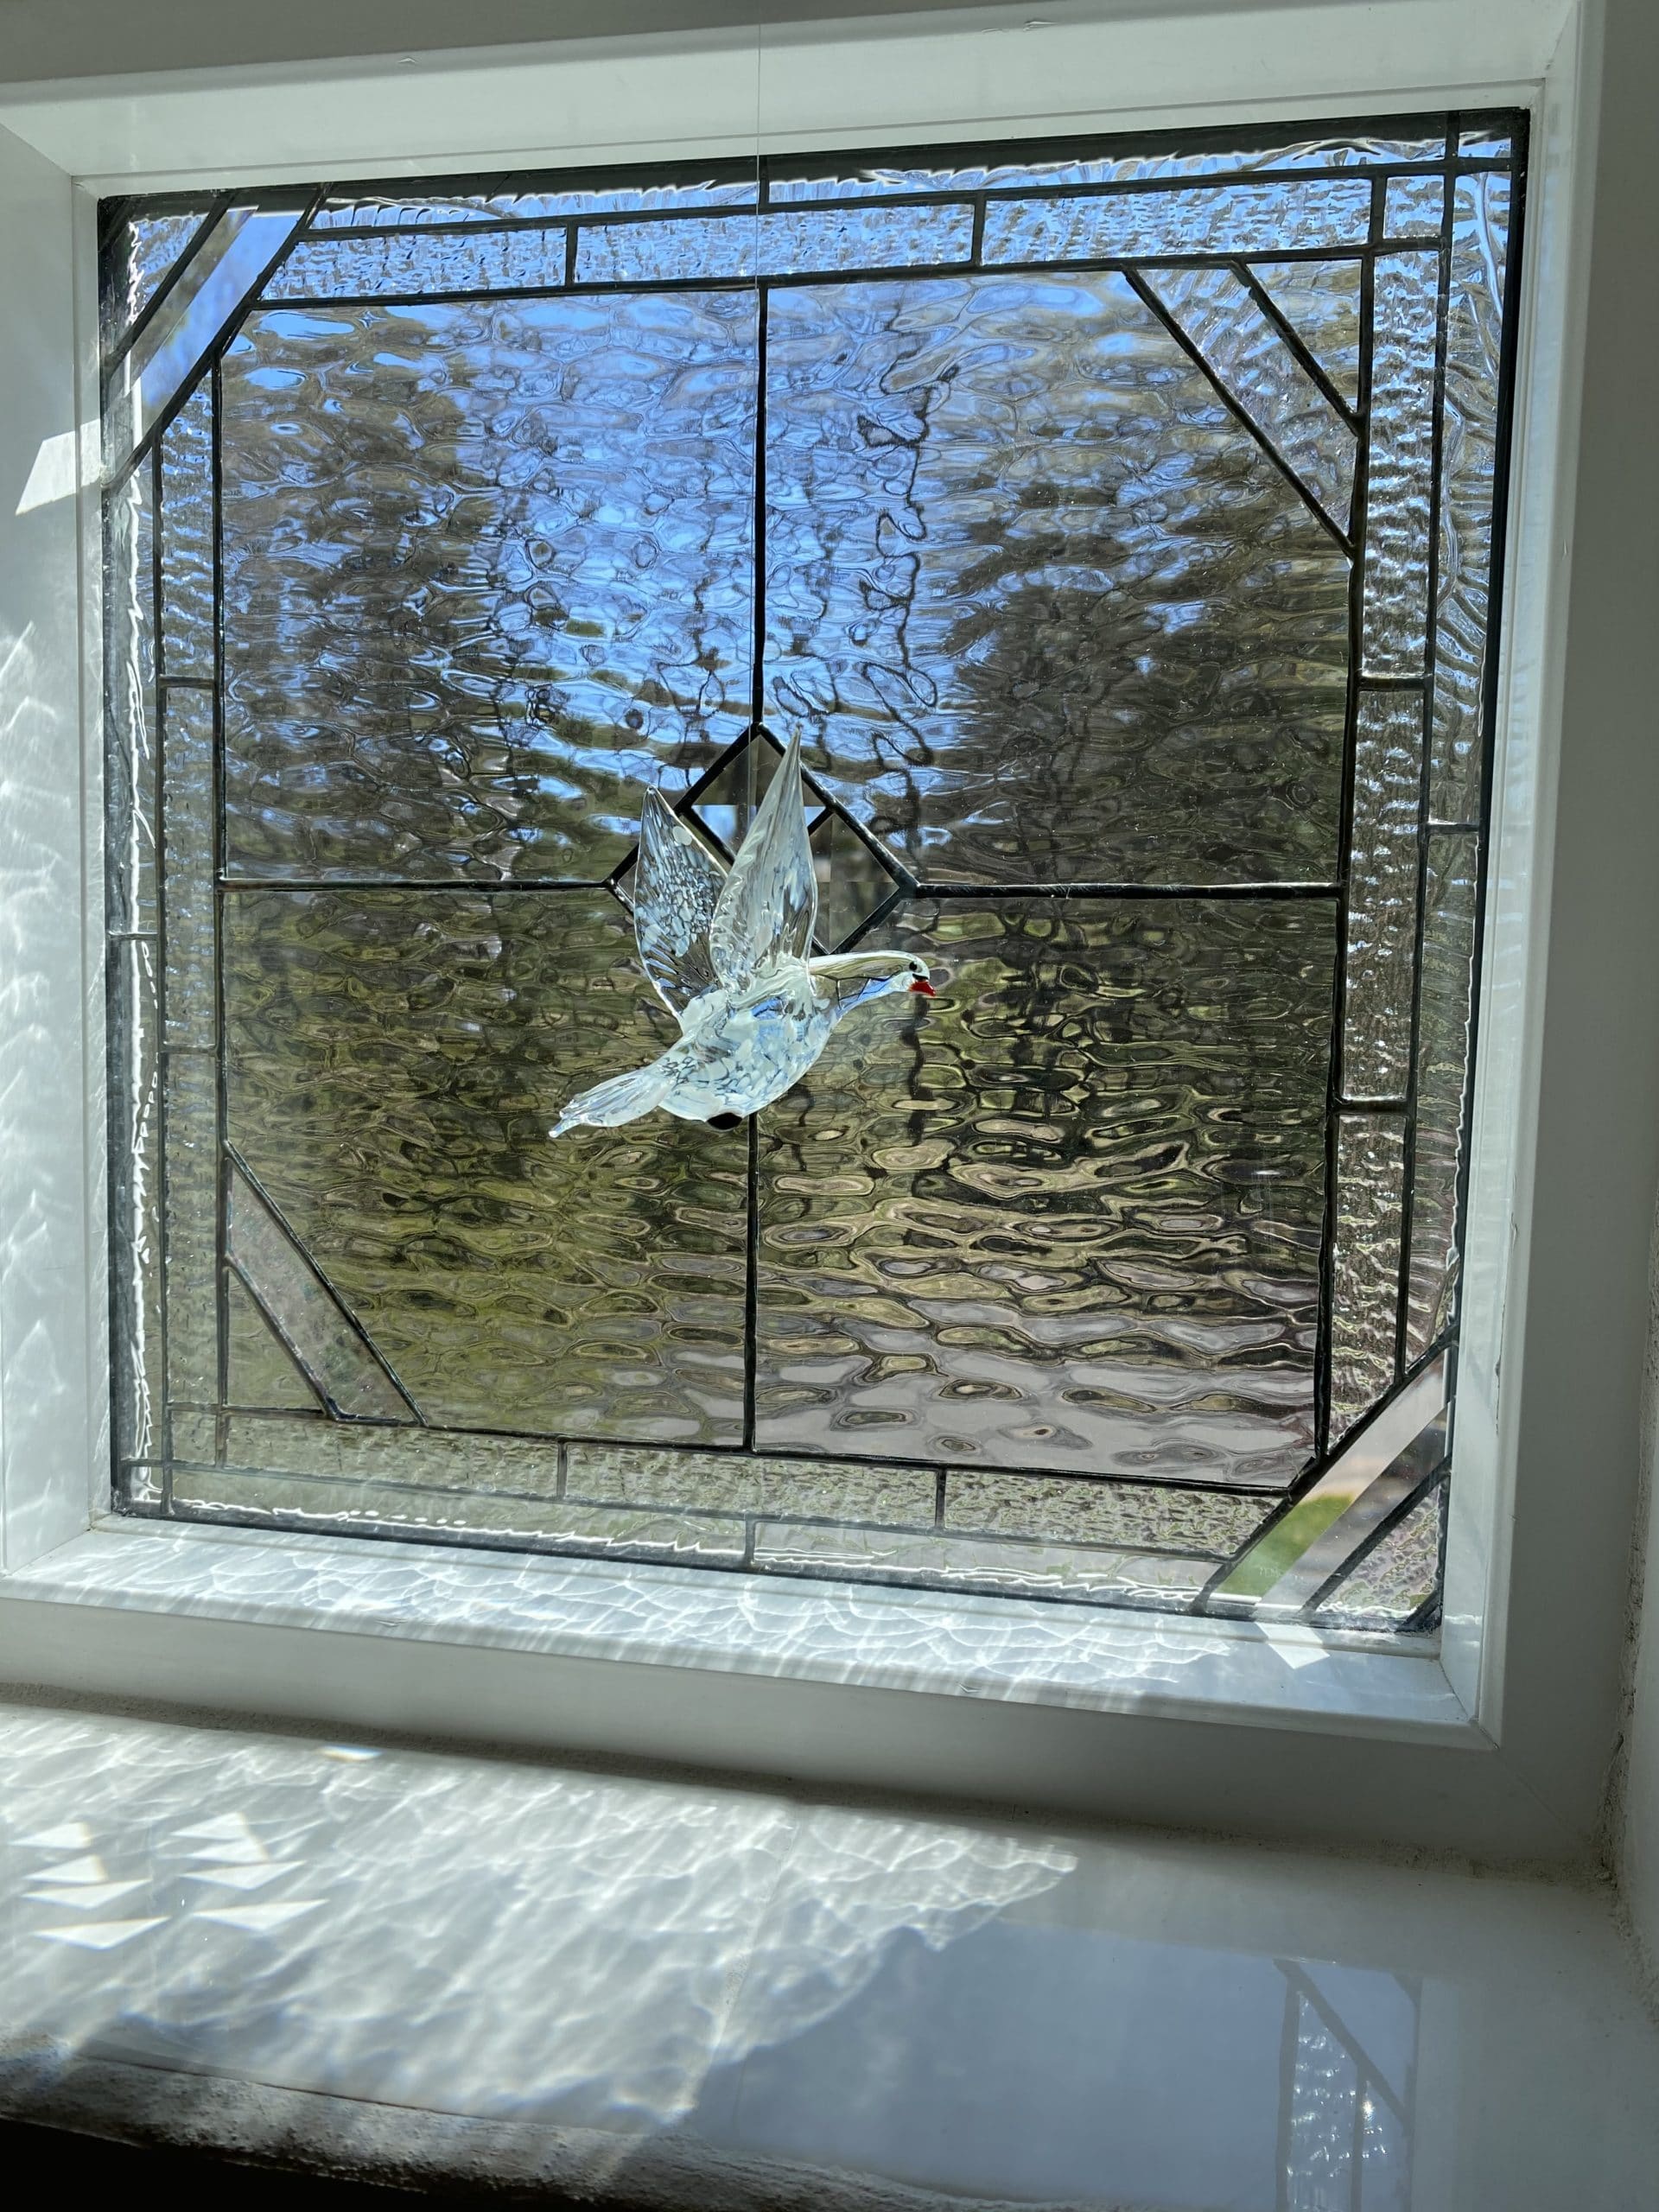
[0,1515,1480,1748]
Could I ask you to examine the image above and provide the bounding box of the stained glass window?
[102,113,1523,1630]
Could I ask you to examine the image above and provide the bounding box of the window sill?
[0,1515,1478,1745]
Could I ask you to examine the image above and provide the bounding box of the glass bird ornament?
[551,733,932,1135]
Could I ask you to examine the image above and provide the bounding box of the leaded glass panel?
[102,113,1524,1630]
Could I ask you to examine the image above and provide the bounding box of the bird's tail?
[550,1056,675,1138]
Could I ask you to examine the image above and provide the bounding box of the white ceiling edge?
[0,0,1570,190]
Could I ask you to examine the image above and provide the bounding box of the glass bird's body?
[551,734,932,1135]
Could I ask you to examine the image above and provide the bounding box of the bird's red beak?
[909,977,935,997]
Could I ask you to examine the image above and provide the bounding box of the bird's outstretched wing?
[634,788,726,1015]
[708,731,817,987]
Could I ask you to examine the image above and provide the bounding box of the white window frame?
[0,0,1623,1860]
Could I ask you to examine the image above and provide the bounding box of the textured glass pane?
[772,133,1443,199]
[163,1046,219,1410]
[110,939,163,1461]
[982,177,1372,263]
[124,209,288,380]
[167,1409,225,1462]
[1344,690,1423,1098]
[1141,264,1356,532]
[110,206,308,469]
[227,1269,318,1410]
[131,210,209,302]
[315,180,755,226]
[942,1471,1266,1554]
[752,1522,1213,1604]
[1382,173,1446,240]
[1213,1353,1444,1602]
[575,203,972,284]
[111,209,211,346]
[158,385,214,675]
[169,1408,218,1465]
[679,744,906,949]
[156,664,222,1415]
[104,468,157,934]
[765,272,1349,884]
[220,293,755,881]
[226,1169,413,1421]
[688,734,790,857]
[1432,173,1511,821]
[181,1412,753,1567]
[1313,1480,1443,1624]
[223,888,748,1440]
[1406,833,1478,1353]
[756,898,1333,1482]
[1458,128,1512,160]
[161,685,217,1050]
[568,1445,936,1526]
[1330,1114,1404,1436]
[176,1459,750,1561]
[1249,257,1362,409]
[1362,251,1441,675]
[264,226,567,300]
[222,1414,561,1488]
[1226,1399,1445,1612]
[809,807,905,951]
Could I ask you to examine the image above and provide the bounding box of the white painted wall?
[1477,0,1659,1872]
[0,118,89,1573]
[1622,1209,1659,1982]
[1582,0,1659,1969]
[0,0,990,83]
